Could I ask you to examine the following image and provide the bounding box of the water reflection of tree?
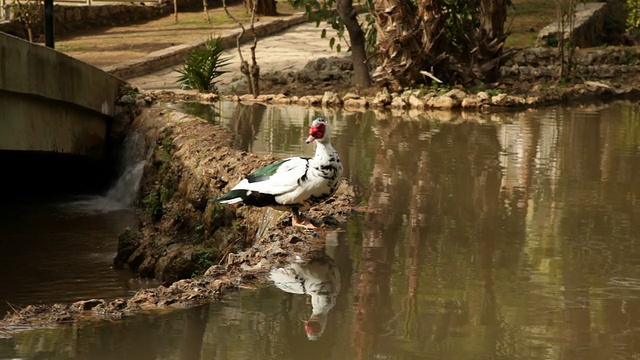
[349,113,532,358]
[554,105,640,360]
[227,103,267,152]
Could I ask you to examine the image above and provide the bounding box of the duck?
[269,250,341,340]
[210,117,343,228]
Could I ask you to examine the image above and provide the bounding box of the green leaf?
[321,29,326,38]
[329,37,335,49]
[176,36,230,93]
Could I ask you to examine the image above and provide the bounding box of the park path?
[127,20,346,92]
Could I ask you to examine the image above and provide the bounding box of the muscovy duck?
[269,250,341,340]
[211,117,342,228]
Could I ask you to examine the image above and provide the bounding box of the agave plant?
[177,36,231,93]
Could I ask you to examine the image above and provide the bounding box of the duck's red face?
[304,320,322,337]
[306,123,326,144]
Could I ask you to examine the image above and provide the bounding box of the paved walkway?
[127,20,347,92]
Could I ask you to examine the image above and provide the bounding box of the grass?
[505,0,606,48]
[505,0,558,48]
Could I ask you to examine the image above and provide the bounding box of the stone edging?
[165,80,640,111]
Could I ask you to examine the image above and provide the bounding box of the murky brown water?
[3,101,640,359]
[0,199,137,315]
[0,133,151,316]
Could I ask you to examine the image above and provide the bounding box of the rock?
[390,96,408,109]
[344,97,368,108]
[491,94,526,107]
[408,95,425,108]
[526,96,539,105]
[71,299,105,311]
[444,89,467,101]
[461,95,486,108]
[491,93,509,106]
[342,92,361,101]
[138,255,157,278]
[154,244,198,284]
[256,94,275,102]
[371,90,392,107]
[240,258,270,271]
[203,265,226,278]
[274,94,291,104]
[298,95,322,106]
[476,91,491,101]
[126,242,149,272]
[114,228,140,269]
[198,93,218,102]
[322,91,342,106]
[426,95,459,109]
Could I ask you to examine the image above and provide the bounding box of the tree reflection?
[347,110,538,359]
[227,103,267,152]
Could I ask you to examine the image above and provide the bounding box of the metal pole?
[44,0,54,48]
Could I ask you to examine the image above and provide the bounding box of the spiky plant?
[177,36,231,93]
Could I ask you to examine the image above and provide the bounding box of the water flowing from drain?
[62,131,146,213]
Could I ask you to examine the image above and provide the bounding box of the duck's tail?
[210,190,245,204]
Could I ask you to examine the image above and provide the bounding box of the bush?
[177,36,231,93]
[627,0,640,30]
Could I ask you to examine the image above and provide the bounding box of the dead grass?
[505,0,558,48]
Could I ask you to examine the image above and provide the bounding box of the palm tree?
[372,0,511,90]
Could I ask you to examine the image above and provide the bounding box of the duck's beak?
[306,135,315,144]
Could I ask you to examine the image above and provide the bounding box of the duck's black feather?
[212,189,280,207]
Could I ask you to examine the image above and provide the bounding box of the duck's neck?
[313,140,335,162]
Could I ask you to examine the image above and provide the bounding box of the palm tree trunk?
[372,0,421,90]
[477,0,510,82]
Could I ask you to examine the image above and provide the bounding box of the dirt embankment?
[0,97,354,330]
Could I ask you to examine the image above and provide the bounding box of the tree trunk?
[202,0,211,23]
[336,0,371,89]
[373,0,511,88]
[255,0,277,16]
[477,0,510,82]
[371,0,421,90]
[173,0,178,23]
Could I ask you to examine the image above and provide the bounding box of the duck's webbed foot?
[292,209,318,229]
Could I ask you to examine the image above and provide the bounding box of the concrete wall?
[538,2,625,48]
[0,32,124,158]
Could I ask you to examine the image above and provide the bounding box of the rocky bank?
[218,47,640,108]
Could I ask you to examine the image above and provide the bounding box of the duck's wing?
[269,267,306,294]
[211,157,311,206]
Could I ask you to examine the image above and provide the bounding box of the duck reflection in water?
[269,249,340,340]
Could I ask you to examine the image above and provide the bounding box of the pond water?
[0,133,153,317]
[3,101,640,359]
